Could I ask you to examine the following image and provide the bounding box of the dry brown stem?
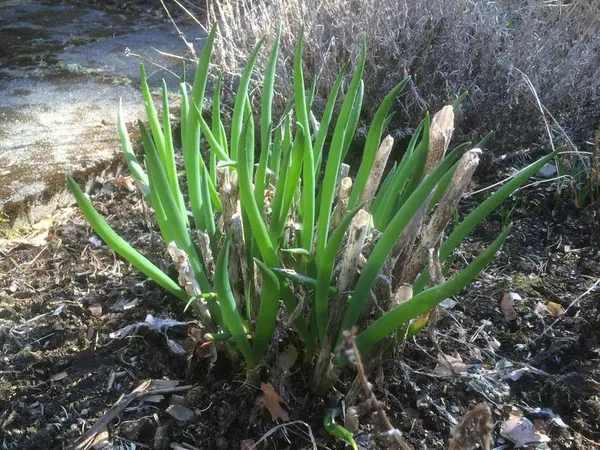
[399,149,480,284]
[361,135,394,207]
[337,209,371,292]
[425,106,455,175]
[341,329,413,450]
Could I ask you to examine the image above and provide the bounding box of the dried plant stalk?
[166,242,213,328]
[231,210,249,312]
[334,163,351,200]
[361,135,394,207]
[341,330,413,450]
[425,105,455,176]
[197,231,215,279]
[337,209,371,292]
[331,177,353,229]
[400,149,481,283]
[386,204,428,286]
[217,167,235,229]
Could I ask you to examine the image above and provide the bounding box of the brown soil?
[1,168,599,449]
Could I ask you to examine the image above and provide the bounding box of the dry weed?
[204,0,600,150]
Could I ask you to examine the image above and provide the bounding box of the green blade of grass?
[200,169,216,243]
[161,79,187,223]
[146,182,174,244]
[271,124,305,242]
[140,122,211,292]
[252,259,281,360]
[140,64,166,165]
[316,39,366,259]
[182,25,217,228]
[347,77,409,209]
[370,161,396,218]
[315,204,362,342]
[293,28,316,252]
[67,176,187,300]
[351,224,512,359]
[452,90,469,112]
[237,118,278,266]
[373,121,427,230]
[324,409,358,450]
[117,99,149,196]
[371,121,423,225]
[180,82,189,149]
[256,27,281,213]
[341,79,364,161]
[193,101,231,162]
[270,268,337,295]
[374,115,430,229]
[212,72,228,157]
[269,115,293,240]
[395,112,431,205]
[230,38,264,161]
[269,120,284,174]
[313,65,346,172]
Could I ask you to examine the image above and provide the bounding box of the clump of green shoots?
[67,24,556,445]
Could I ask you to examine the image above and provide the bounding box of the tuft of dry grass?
[204,0,600,151]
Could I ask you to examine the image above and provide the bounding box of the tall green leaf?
[316,40,366,259]
[256,28,281,213]
[230,39,264,161]
[294,28,316,252]
[215,238,257,368]
[67,177,186,300]
[347,77,409,208]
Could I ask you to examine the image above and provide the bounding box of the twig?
[160,0,197,60]
[68,380,192,450]
[341,329,413,450]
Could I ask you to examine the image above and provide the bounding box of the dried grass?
[204,0,600,150]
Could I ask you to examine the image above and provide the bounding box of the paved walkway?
[0,1,204,226]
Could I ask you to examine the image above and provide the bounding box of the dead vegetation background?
[205,0,600,151]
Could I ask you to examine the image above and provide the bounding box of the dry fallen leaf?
[260,382,290,422]
[114,175,136,191]
[433,353,469,377]
[546,301,565,317]
[277,344,298,374]
[448,403,493,450]
[501,292,521,322]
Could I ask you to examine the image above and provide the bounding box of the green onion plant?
[68,25,555,440]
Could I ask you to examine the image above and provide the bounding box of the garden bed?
[1,167,599,449]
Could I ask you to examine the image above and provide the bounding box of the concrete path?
[0,1,205,227]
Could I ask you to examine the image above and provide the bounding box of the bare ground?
[0,166,599,449]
